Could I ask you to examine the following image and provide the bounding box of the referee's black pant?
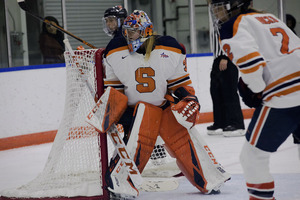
[210,56,244,129]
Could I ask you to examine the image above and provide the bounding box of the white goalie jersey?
[220,12,300,108]
[103,36,191,107]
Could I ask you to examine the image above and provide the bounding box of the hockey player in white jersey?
[100,10,230,199]
[210,0,300,199]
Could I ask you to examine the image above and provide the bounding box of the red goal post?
[95,48,109,200]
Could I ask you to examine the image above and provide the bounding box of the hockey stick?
[17,0,97,49]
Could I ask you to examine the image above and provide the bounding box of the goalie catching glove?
[238,77,263,108]
[165,86,200,129]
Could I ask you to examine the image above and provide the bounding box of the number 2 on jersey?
[223,27,291,59]
[270,27,289,54]
[135,67,156,93]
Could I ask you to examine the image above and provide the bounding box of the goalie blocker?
[87,87,230,198]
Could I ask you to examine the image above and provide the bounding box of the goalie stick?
[17,0,97,49]
[140,177,180,192]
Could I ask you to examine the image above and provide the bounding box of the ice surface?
[0,120,299,199]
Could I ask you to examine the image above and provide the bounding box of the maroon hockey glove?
[238,77,263,108]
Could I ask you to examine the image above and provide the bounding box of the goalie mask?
[103,5,127,37]
[210,0,252,25]
[122,10,153,54]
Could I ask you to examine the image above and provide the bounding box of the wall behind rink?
[0,55,248,140]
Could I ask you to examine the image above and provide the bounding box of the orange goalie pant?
[128,102,162,173]
[159,107,209,193]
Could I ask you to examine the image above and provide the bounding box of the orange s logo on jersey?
[135,67,156,93]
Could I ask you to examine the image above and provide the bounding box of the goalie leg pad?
[160,107,231,194]
[159,107,207,193]
[106,102,162,197]
[187,126,231,193]
[126,102,163,173]
[86,86,128,132]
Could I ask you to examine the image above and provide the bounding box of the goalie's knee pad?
[160,107,231,194]
[126,102,163,173]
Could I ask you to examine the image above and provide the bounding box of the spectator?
[286,14,297,35]
[39,16,64,64]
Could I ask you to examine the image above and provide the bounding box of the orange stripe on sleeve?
[240,63,266,74]
[265,85,300,102]
[167,74,190,85]
[264,71,300,91]
[168,80,192,91]
[237,52,261,65]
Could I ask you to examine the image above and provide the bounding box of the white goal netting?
[1,49,103,199]
[0,49,180,200]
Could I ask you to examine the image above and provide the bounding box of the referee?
[206,6,245,137]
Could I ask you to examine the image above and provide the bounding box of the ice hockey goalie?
[87,9,231,199]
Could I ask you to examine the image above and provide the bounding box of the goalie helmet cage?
[0,49,180,200]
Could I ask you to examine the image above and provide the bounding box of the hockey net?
[0,49,179,200]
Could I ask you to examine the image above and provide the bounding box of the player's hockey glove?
[165,86,200,129]
[238,77,263,108]
[76,45,85,50]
